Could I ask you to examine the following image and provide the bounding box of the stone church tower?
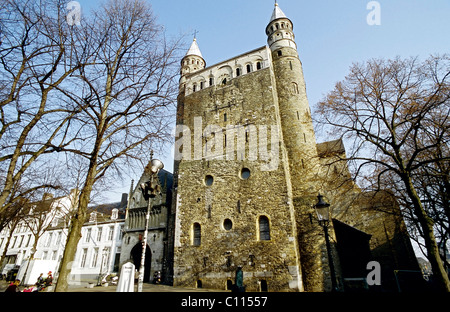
[170,3,420,292]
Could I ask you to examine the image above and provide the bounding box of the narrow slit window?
[193,223,201,246]
[259,216,271,241]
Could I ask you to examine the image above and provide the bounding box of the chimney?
[120,193,128,209]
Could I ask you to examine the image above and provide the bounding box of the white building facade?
[68,211,124,283]
[0,190,78,283]
[0,191,125,286]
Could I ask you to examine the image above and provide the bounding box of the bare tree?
[315,55,450,291]
[0,0,89,221]
[54,0,181,291]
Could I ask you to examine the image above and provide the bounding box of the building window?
[97,227,102,242]
[259,216,271,241]
[85,229,91,243]
[236,68,241,77]
[46,233,53,247]
[108,226,114,241]
[192,223,201,246]
[256,62,262,70]
[223,219,233,231]
[204,175,214,186]
[18,235,24,248]
[292,82,299,94]
[91,248,99,267]
[277,50,282,57]
[246,64,252,73]
[240,168,251,180]
[11,236,17,248]
[209,77,214,86]
[80,248,88,268]
[260,280,268,292]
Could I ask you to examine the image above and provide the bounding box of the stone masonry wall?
[173,65,302,292]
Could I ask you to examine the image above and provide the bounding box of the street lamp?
[97,247,108,286]
[314,193,338,292]
[21,247,36,286]
[137,157,164,292]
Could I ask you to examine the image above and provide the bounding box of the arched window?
[236,68,241,77]
[192,223,201,246]
[292,82,299,94]
[258,216,270,241]
[256,62,262,70]
[209,77,214,86]
[260,280,268,292]
[246,64,252,73]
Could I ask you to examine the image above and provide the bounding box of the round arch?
[130,241,152,283]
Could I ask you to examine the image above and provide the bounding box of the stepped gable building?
[170,3,420,292]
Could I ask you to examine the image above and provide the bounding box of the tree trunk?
[54,158,98,292]
[402,174,450,292]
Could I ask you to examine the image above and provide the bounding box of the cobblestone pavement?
[0,280,228,292]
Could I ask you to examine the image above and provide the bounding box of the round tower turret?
[181,38,205,77]
[266,3,296,52]
[266,3,319,193]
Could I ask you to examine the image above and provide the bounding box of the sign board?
[116,262,135,292]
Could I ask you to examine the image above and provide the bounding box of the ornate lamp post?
[137,157,164,292]
[314,193,338,292]
[97,247,108,286]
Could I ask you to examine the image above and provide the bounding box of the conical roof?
[185,38,203,58]
[270,3,287,22]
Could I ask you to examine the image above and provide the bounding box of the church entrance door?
[130,242,152,283]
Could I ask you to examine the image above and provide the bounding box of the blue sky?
[75,0,450,202]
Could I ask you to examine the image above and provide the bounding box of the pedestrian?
[4,279,21,293]
[234,266,245,292]
[45,271,53,287]
[36,273,44,287]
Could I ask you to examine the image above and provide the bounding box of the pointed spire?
[185,38,203,58]
[270,1,287,22]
